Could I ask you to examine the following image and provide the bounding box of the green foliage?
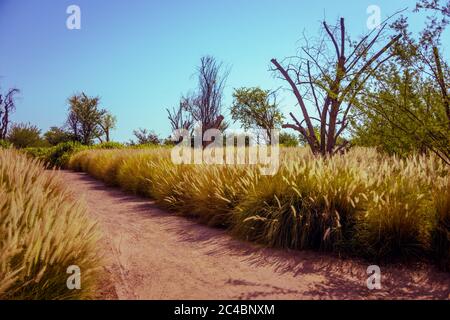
[26,141,125,168]
[66,93,106,145]
[45,142,86,167]
[279,132,299,147]
[96,141,124,149]
[44,126,73,146]
[130,128,160,145]
[231,87,283,137]
[0,139,11,148]
[7,123,47,148]
[26,142,85,168]
[352,65,450,161]
[0,149,100,299]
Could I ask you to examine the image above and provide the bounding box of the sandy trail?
[60,171,450,300]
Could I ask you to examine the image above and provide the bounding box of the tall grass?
[68,147,450,270]
[0,149,101,299]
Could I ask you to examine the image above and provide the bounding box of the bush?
[0,139,11,148]
[7,123,48,148]
[67,147,450,270]
[43,127,73,146]
[96,141,125,149]
[30,141,85,168]
[26,141,125,168]
[0,149,100,299]
[279,132,299,147]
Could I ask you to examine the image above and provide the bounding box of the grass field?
[68,146,450,270]
[0,148,101,299]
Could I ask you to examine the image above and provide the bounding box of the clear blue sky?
[0,0,447,142]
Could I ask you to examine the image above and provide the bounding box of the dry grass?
[68,146,450,269]
[0,149,101,299]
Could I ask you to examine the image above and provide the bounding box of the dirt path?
[60,171,450,300]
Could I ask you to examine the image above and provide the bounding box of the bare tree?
[66,110,81,142]
[271,17,402,155]
[0,88,19,140]
[185,56,229,147]
[167,99,194,144]
[167,99,193,132]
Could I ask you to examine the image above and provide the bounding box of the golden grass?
[68,146,450,269]
[0,149,101,299]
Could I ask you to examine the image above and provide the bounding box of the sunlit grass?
[0,149,101,299]
[68,146,450,269]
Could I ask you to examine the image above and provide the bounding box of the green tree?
[352,1,450,163]
[44,126,73,146]
[352,64,449,161]
[279,132,299,147]
[66,93,106,145]
[231,87,284,144]
[7,123,46,148]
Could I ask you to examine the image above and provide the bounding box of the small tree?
[355,1,450,164]
[98,112,117,142]
[44,126,73,146]
[230,87,284,143]
[279,132,299,147]
[0,88,19,140]
[131,128,160,145]
[7,123,46,148]
[65,93,106,145]
[271,17,401,156]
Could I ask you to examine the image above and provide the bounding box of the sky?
[0,0,448,142]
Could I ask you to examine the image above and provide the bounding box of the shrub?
[0,139,11,148]
[42,142,85,168]
[0,149,100,299]
[96,141,124,149]
[26,141,125,169]
[44,127,73,146]
[7,123,48,148]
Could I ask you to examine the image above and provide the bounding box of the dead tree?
[271,18,401,155]
[0,88,20,140]
[167,99,194,144]
[167,99,194,132]
[185,56,228,147]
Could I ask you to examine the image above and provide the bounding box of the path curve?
[60,171,450,300]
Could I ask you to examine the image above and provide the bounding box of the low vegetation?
[0,149,101,299]
[68,147,450,270]
[25,141,125,168]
